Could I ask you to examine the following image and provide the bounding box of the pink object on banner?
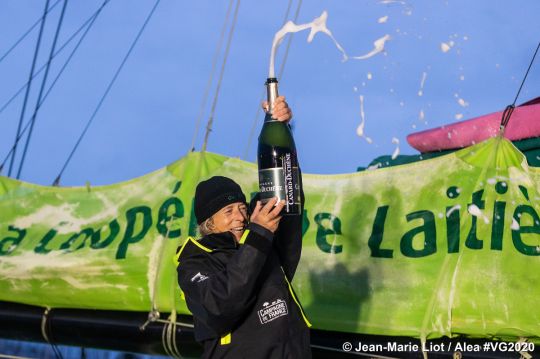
[407,97,540,153]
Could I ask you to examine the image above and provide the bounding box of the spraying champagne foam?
[350,34,391,60]
[356,95,372,144]
[268,11,391,78]
[391,137,400,159]
[269,11,346,78]
[417,71,427,96]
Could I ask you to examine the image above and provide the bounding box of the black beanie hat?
[194,176,247,224]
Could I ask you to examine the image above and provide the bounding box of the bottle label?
[258,154,300,213]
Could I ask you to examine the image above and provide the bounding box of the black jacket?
[176,205,311,358]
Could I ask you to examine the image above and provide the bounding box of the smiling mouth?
[230,226,245,234]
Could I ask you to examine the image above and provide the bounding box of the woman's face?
[211,202,249,242]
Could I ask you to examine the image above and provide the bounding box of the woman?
[176,97,312,358]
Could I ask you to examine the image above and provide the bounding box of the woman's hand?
[250,197,285,233]
[261,96,292,123]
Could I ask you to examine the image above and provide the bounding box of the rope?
[499,104,515,129]
[168,312,183,358]
[189,0,235,152]
[16,0,70,180]
[145,214,184,357]
[242,0,302,160]
[0,0,112,119]
[171,317,182,358]
[0,0,110,174]
[161,321,173,358]
[141,215,173,331]
[499,41,540,131]
[201,0,241,152]
[40,308,51,344]
[160,326,169,357]
[52,0,162,186]
[168,244,182,359]
[139,309,160,331]
[40,307,64,359]
[0,0,61,64]
[161,316,182,359]
[147,215,183,358]
[7,0,51,177]
[512,42,540,106]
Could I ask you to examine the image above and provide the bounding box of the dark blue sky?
[1,0,539,186]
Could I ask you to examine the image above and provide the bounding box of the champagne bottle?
[257,78,301,215]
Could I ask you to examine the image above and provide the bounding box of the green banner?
[1,136,539,342]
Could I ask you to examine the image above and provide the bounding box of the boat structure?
[1,1,540,358]
[2,101,540,358]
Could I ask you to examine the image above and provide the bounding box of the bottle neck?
[265,78,279,119]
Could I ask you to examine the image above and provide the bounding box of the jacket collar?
[199,231,238,250]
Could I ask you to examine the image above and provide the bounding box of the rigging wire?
[32,0,110,122]
[52,0,162,186]
[500,41,540,130]
[512,41,540,106]
[0,0,61,64]
[189,0,235,152]
[201,0,241,152]
[7,0,51,177]
[0,0,110,174]
[242,0,302,160]
[16,0,70,179]
[0,1,112,119]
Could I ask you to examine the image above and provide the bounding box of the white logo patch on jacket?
[257,299,288,324]
[190,272,209,283]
